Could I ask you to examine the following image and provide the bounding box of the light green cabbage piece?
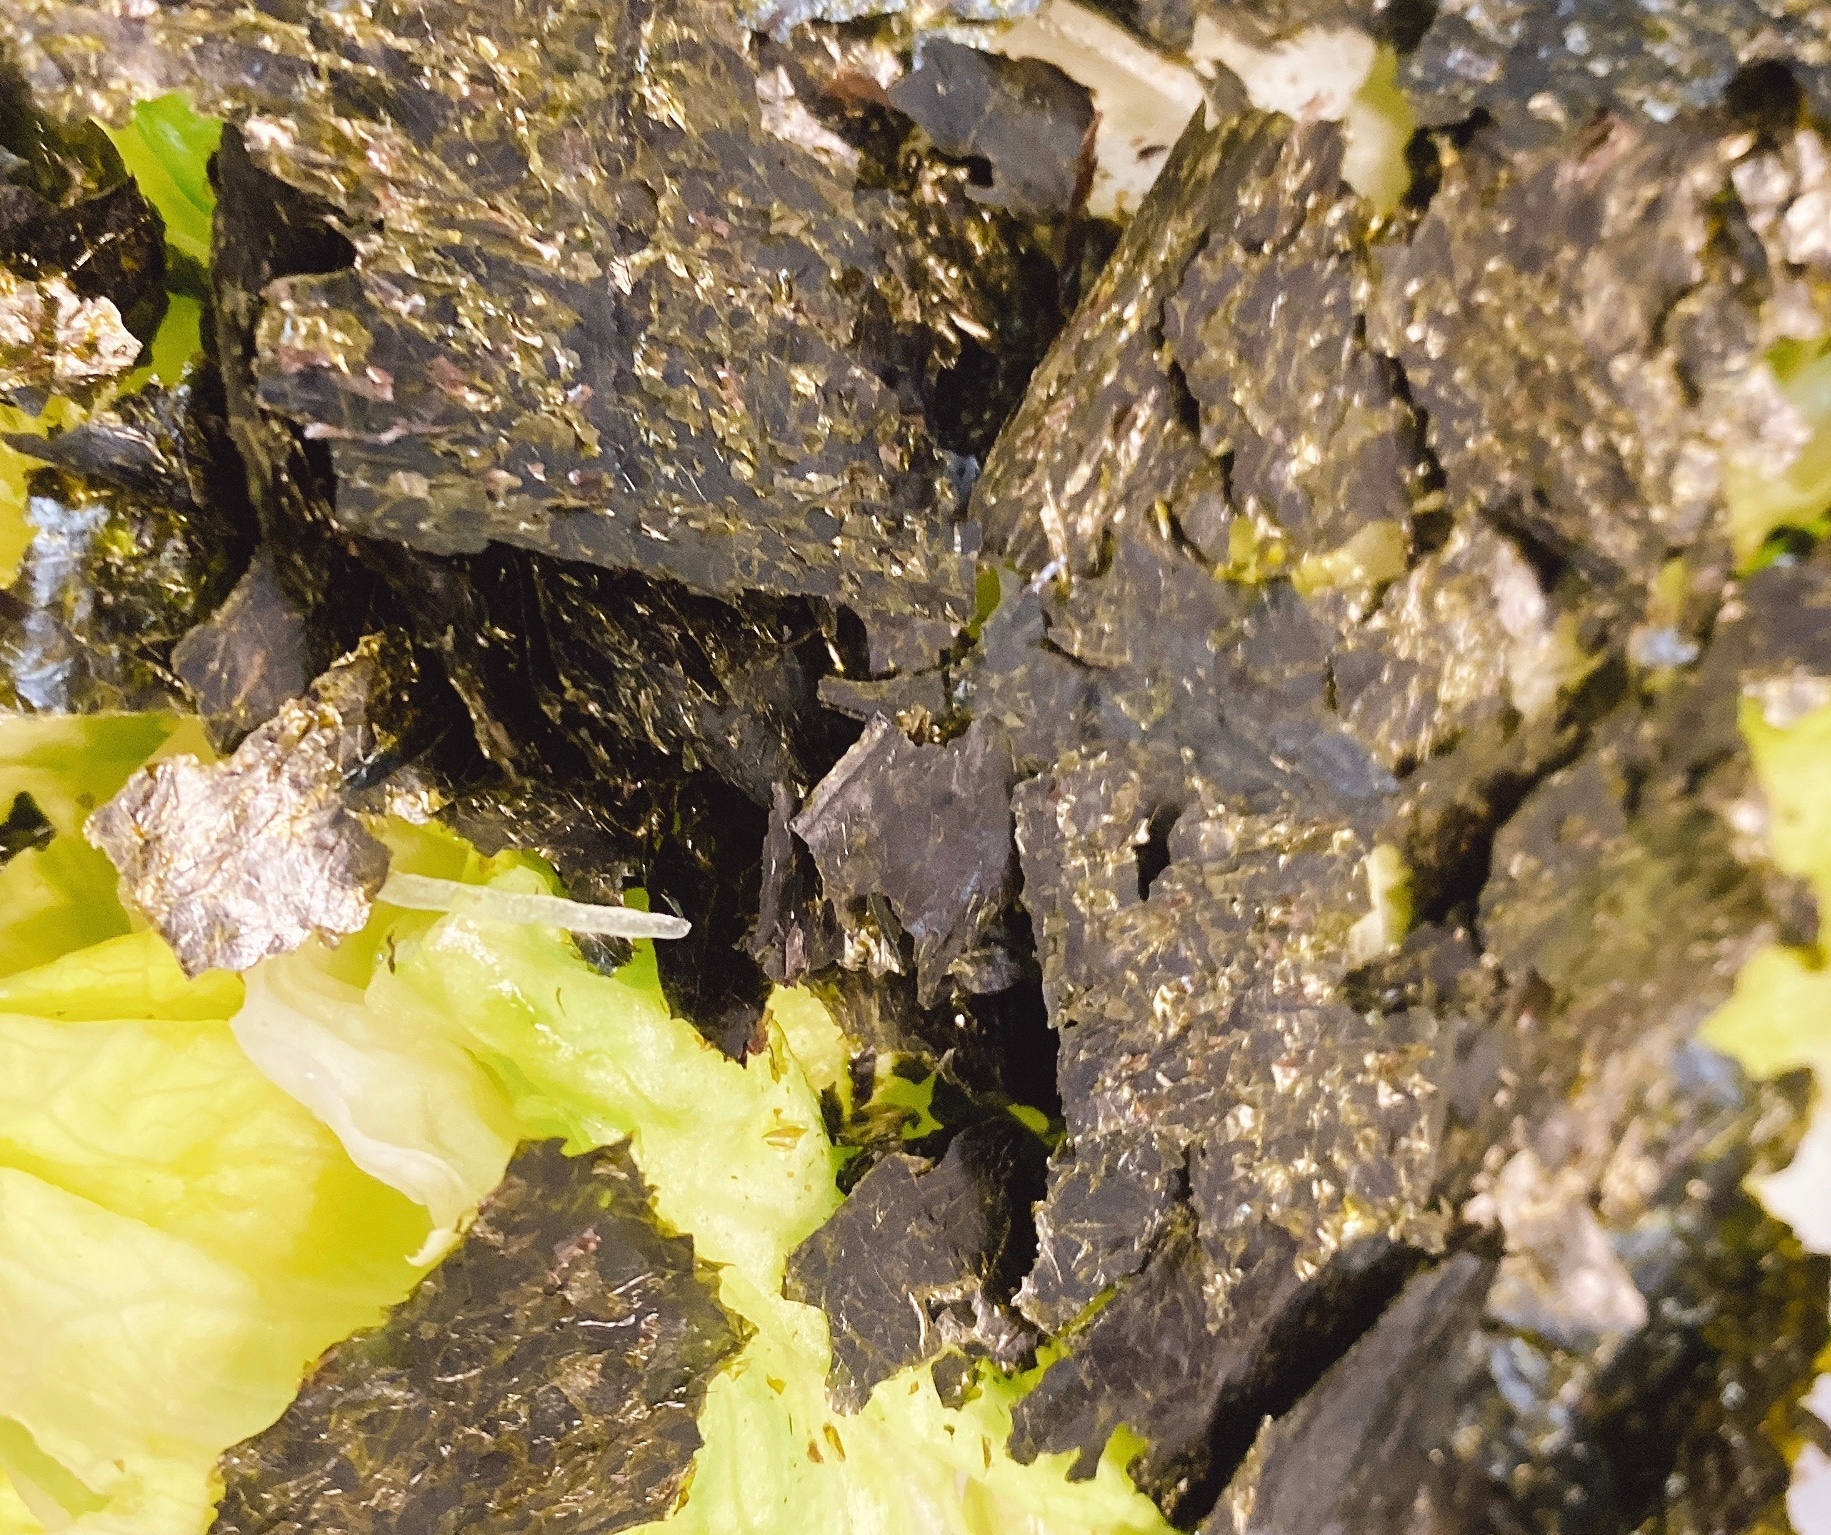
[1724,342,1831,567]
[102,95,219,271]
[0,928,432,1535]
[230,821,1173,1535]
[0,713,205,978]
[1700,695,1831,1078]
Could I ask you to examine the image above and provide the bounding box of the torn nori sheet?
[791,714,1020,1004]
[85,633,424,975]
[785,1115,1043,1410]
[886,41,1094,222]
[2,379,250,712]
[211,1140,746,1535]
[1404,0,1831,148]
[170,547,308,751]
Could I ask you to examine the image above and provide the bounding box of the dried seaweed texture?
[1366,564,1831,1531]
[1011,1215,1418,1523]
[528,561,845,806]
[1129,0,1393,55]
[210,1140,746,1535]
[1367,112,1770,593]
[784,1116,1044,1410]
[171,548,310,751]
[1160,122,1428,566]
[970,109,1265,577]
[1331,521,1582,789]
[886,42,1094,222]
[0,60,165,354]
[3,0,1084,672]
[0,788,52,866]
[972,109,1430,590]
[1,379,251,711]
[791,714,1020,1004]
[1404,0,1831,149]
[1202,1252,1495,1535]
[1000,740,1453,1507]
[85,634,426,976]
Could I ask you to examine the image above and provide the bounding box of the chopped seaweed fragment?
[0,788,52,866]
[785,1116,1043,1410]
[85,635,424,975]
[210,1140,745,1535]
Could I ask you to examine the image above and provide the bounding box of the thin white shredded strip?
[379,871,692,939]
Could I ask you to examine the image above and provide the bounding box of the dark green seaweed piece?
[211,1140,745,1535]
[1404,0,1831,149]
[6,0,1069,671]
[886,42,1094,222]
[790,714,1020,1004]
[1366,113,1768,593]
[1,382,248,712]
[0,789,53,866]
[1201,1253,1496,1535]
[170,549,309,752]
[784,1116,1043,1410]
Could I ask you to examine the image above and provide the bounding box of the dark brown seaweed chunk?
[784,1116,1043,1410]
[211,1140,746,1535]
[791,714,1020,1004]
[1202,1253,1496,1535]
[1403,0,1831,149]
[886,42,1094,222]
[171,549,309,751]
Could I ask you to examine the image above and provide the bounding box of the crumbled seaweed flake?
[791,714,1020,1004]
[83,635,420,976]
[171,547,310,750]
[0,787,53,865]
[1367,112,1762,592]
[210,1140,746,1535]
[1,381,248,713]
[1404,0,1831,149]
[886,42,1094,222]
[784,1116,1043,1411]
[0,267,141,392]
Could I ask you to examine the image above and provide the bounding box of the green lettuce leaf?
[102,96,219,271]
[0,929,430,1534]
[0,713,202,978]
[1699,695,1831,1078]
